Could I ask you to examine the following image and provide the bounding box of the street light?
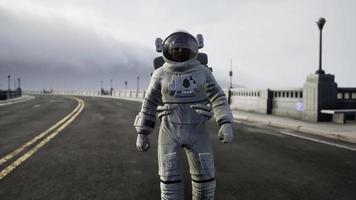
[229,59,233,89]
[8,75,11,91]
[110,79,113,96]
[124,81,128,96]
[101,80,103,95]
[136,76,140,92]
[315,17,326,75]
[228,59,233,104]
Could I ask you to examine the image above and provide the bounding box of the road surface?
[0,95,355,200]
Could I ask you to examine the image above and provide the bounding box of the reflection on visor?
[163,32,198,62]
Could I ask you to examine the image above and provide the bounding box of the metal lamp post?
[136,76,140,92]
[228,59,233,104]
[8,75,11,91]
[18,78,21,89]
[316,17,326,75]
[110,79,113,96]
[229,59,233,89]
[100,80,104,95]
[124,81,128,96]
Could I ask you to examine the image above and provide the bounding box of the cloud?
[0,6,155,90]
[0,0,355,90]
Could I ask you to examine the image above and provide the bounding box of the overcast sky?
[0,0,355,90]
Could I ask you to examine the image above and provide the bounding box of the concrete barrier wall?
[26,88,271,115]
[270,88,303,119]
[24,90,147,100]
[0,90,22,100]
[229,88,304,119]
[336,88,356,109]
[24,85,355,122]
[230,88,270,114]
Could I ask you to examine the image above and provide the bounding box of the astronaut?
[134,30,233,200]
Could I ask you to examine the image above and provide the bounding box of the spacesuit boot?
[134,31,233,200]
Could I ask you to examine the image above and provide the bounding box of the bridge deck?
[1,95,356,199]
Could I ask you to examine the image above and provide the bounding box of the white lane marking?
[33,104,40,108]
[0,98,84,180]
[0,97,82,166]
[279,130,356,152]
[245,126,284,138]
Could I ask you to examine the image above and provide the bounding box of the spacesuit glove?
[136,134,150,152]
[218,123,233,143]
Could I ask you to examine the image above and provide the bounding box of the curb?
[0,95,35,107]
[233,113,356,144]
[298,127,356,144]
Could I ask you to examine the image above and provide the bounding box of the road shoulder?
[233,110,356,144]
[0,95,35,107]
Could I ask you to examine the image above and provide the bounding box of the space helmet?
[156,31,204,63]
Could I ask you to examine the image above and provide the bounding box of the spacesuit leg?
[185,124,216,200]
[191,180,216,200]
[158,120,183,200]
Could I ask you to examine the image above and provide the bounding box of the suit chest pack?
[161,69,208,104]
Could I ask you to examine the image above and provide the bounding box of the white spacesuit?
[134,31,233,200]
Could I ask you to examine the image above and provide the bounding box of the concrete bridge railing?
[336,88,356,109]
[270,88,304,119]
[230,88,304,120]
[27,88,305,120]
[0,89,22,100]
[230,88,270,114]
[24,90,147,101]
[24,73,356,123]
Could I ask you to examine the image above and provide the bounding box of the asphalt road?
[0,95,356,200]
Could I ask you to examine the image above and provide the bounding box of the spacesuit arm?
[133,70,162,135]
[205,68,233,126]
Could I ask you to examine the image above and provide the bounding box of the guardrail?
[0,89,22,100]
[24,86,356,122]
[25,90,147,100]
[336,88,356,109]
[230,88,270,114]
[270,88,303,119]
[337,88,356,100]
[230,88,304,119]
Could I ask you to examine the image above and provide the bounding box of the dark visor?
[163,32,198,62]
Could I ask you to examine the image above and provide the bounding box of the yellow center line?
[0,97,85,180]
[0,97,82,166]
